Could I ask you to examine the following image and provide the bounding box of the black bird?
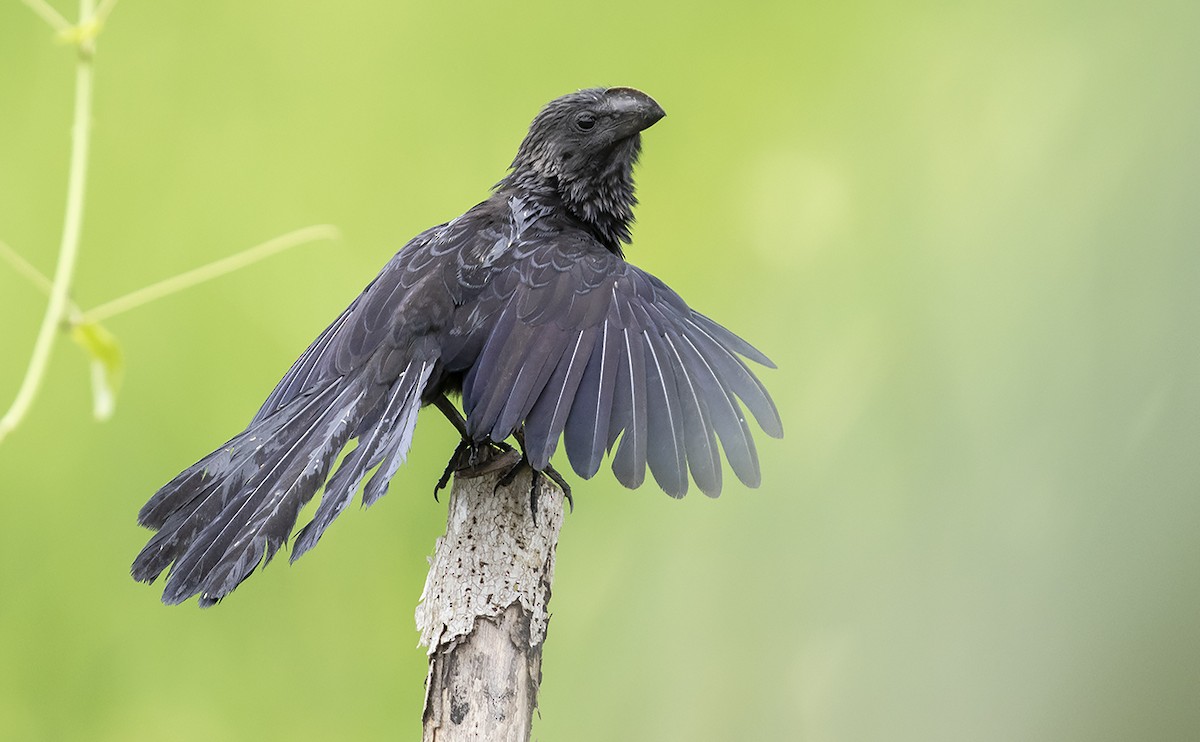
[132,87,783,606]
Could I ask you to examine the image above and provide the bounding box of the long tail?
[131,359,434,606]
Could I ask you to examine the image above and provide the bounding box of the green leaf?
[69,320,124,421]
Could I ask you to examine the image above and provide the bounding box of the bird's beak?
[605,87,666,134]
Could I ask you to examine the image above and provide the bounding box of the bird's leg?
[433,444,470,500]
[495,428,574,523]
[432,394,517,499]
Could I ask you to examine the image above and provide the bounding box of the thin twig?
[0,238,85,321]
[0,239,55,295]
[4,225,339,324]
[21,0,72,33]
[0,0,96,445]
[82,224,341,323]
[93,0,118,25]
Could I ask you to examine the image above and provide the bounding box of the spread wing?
[460,236,782,498]
[251,224,455,424]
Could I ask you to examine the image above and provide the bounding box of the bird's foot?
[494,454,573,525]
[433,439,520,501]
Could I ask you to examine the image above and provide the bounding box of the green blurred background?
[2,1,1198,740]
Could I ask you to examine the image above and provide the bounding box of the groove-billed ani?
[132,87,783,606]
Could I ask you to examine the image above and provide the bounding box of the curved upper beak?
[605,87,666,134]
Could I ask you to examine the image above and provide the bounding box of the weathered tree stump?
[416,465,564,742]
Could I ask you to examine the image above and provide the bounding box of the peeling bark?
[416,468,564,742]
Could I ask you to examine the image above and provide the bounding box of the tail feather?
[184,387,368,606]
[362,361,432,506]
[136,412,283,531]
[132,356,431,606]
[291,360,432,561]
[130,393,332,584]
[153,382,361,605]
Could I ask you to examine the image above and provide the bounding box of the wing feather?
[492,323,571,440]
[683,316,783,439]
[525,326,597,470]
[459,236,778,497]
[563,319,619,478]
[664,332,722,497]
[674,330,761,487]
[641,329,688,497]
[609,327,648,488]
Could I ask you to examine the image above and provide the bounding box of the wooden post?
[416,465,564,742]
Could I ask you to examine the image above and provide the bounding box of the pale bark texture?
[416,466,564,742]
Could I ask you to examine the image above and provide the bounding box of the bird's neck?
[498,159,639,255]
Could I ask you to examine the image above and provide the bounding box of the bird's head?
[501,87,666,249]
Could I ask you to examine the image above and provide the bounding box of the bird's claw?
[434,424,574,525]
[433,439,518,501]
[493,455,573,526]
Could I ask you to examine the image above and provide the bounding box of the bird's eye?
[575,113,597,132]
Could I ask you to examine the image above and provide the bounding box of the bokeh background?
[2,1,1198,740]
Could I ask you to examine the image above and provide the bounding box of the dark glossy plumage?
[132,87,782,606]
